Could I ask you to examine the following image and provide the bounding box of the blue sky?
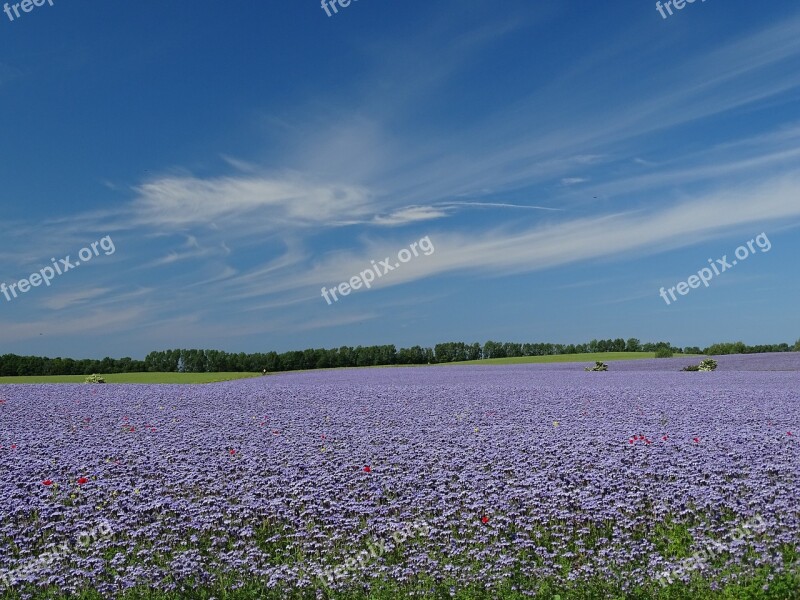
[1,0,799,359]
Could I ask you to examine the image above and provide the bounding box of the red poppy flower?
[363,465,371,473]
[129,427,135,432]
[693,437,700,443]
[481,515,489,524]
[662,435,668,441]
[229,449,236,455]
[77,477,88,485]
[42,479,53,486]
[628,439,634,444]
[10,444,16,449]
[788,431,793,436]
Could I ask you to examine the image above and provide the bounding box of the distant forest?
[1,339,798,376]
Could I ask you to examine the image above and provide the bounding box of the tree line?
[0,338,797,376]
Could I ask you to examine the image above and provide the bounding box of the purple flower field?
[1,354,799,598]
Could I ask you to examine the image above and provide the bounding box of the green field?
[451,351,702,365]
[0,372,261,384]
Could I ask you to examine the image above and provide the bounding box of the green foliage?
[682,359,718,372]
[704,341,791,355]
[0,354,144,377]
[434,342,483,362]
[2,562,798,599]
[652,517,696,559]
[584,361,608,372]
[83,374,106,384]
[655,347,674,358]
[704,341,747,355]
[2,373,258,384]
[625,338,642,352]
[698,359,718,371]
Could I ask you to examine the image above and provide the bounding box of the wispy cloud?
[39,288,111,311]
[224,172,799,300]
[372,206,449,226]
[0,308,147,343]
[129,175,376,232]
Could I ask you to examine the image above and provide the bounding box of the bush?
[84,374,106,384]
[655,347,674,358]
[698,358,718,371]
[682,359,717,372]
[585,361,608,372]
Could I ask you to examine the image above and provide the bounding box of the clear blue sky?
[1,0,798,359]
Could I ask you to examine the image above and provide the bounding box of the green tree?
[483,341,505,359]
[625,338,641,352]
[655,347,674,358]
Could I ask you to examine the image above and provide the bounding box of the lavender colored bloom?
[0,353,798,596]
